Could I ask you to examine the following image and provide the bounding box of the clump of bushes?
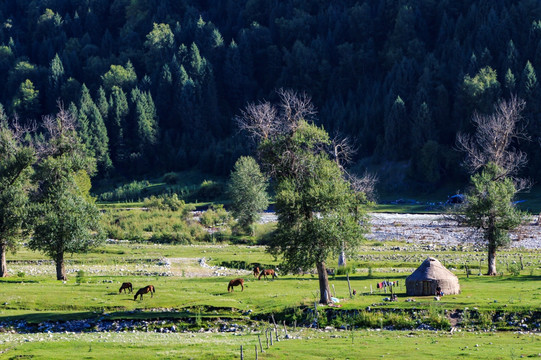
[143,194,194,214]
[162,172,179,184]
[190,180,225,201]
[99,180,150,202]
[200,204,233,228]
[76,270,86,284]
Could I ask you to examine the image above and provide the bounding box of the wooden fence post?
[332,284,336,298]
[347,273,352,298]
[271,314,279,341]
[240,345,243,360]
[266,329,269,349]
[255,345,258,360]
[258,334,264,353]
[283,320,288,338]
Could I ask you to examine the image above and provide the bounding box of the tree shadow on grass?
[0,311,99,323]
[0,279,39,284]
[500,275,541,282]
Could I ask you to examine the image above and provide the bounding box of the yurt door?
[422,281,432,295]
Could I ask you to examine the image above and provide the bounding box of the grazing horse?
[119,282,133,294]
[258,269,277,280]
[134,285,155,300]
[228,278,244,292]
[253,266,260,278]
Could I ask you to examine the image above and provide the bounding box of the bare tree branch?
[37,102,80,159]
[347,171,378,201]
[235,101,278,142]
[456,96,528,178]
[276,88,316,131]
[330,135,357,170]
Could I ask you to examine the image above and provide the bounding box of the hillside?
[0,1,540,189]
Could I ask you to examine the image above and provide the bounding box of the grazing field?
[2,243,540,317]
[1,219,540,358]
[0,329,539,359]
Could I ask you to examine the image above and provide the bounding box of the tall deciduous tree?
[456,97,529,275]
[228,156,269,235]
[461,163,524,275]
[29,106,104,280]
[0,113,34,277]
[238,89,369,304]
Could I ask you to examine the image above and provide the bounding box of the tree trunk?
[338,250,346,267]
[316,261,332,304]
[55,253,67,280]
[0,242,8,277]
[487,244,497,276]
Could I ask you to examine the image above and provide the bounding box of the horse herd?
[119,282,155,300]
[227,267,278,292]
[119,267,277,300]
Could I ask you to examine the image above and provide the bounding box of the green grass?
[3,243,540,319]
[0,330,539,359]
[1,270,539,320]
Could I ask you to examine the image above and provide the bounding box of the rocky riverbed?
[261,212,541,249]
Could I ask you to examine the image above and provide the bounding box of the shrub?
[98,180,150,202]
[191,180,225,201]
[508,262,521,276]
[426,305,451,330]
[477,311,494,329]
[143,194,194,213]
[200,204,232,227]
[351,311,379,328]
[385,312,415,329]
[162,172,179,184]
[76,270,86,284]
[336,264,355,275]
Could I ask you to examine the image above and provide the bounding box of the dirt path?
[166,257,250,278]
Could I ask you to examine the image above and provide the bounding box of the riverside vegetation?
[0,219,539,358]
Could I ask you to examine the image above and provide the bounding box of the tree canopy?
[0,1,540,185]
[239,90,369,304]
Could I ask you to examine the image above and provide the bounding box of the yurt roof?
[406,257,458,281]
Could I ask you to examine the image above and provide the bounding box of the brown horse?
[253,266,260,277]
[119,282,133,294]
[134,285,155,300]
[228,278,244,292]
[258,269,277,280]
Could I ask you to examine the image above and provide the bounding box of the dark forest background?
[1,0,541,192]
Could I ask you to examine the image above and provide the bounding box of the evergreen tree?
[78,85,112,173]
[383,95,408,160]
[504,68,516,94]
[96,86,109,121]
[47,53,65,111]
[130,88,159,153]
[108,86,129,165]
[520,61,538,98]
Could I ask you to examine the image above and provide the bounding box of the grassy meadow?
[2,243,540,318]
[0,329,539,359]
[1,200,540,358]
